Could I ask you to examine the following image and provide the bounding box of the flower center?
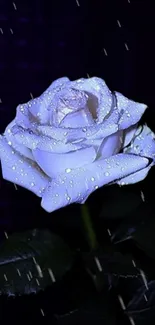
[58,88,88,111]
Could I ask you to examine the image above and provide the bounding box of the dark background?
[0,0,155,324]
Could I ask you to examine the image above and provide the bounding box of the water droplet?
[55,193,59,197]
[104,172,110,176]
[91,177,95,181]
[65,168,72,173]
[66,196,71,201]
[94,185,99,189]
[31,182,35,187]
[12,166,16,170]
[82,128,87,132]
[12,150,15,154]
[121,167,125,171]
[8,141,12,145]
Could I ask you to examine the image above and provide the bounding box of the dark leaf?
[111,202,153,245]
[0,229,74,296]
[54,292,116,325]
[126,281,155,324]
[133,218,155,260]
[83,250,140,291]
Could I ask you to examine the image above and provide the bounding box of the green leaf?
[0,229,74,296]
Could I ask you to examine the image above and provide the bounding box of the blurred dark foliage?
[1,0,155,324]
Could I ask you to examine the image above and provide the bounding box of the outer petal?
[0,136,49,196]
[116,125,155,185]
[32,147,96,178]
[115,91,147,130]
[41,153,149,212]
[117,166,152,185]
[123,125,155,159]
[4,120,34,160]
[11,125,86,153]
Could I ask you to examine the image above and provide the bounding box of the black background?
[0,0,155,324]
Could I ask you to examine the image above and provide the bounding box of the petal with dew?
[60,107,95,128]
[4,120,34,160]
[0,136,49,196]
[41,153,149,212]
[97,131,123,159]
[37,104,119,143]
[32,146,96,178]
[70,77,113,122]
[11,125,86,153]
[124,125,155,159]
[123,124,138,148]
[15,78,70,127]
[115,91,147,130]
[117,165,152,186]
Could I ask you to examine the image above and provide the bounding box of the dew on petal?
[65,168,72,173]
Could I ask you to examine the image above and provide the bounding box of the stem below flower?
[81,204,98,250]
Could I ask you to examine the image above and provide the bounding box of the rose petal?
[15,104,35,129]
[117,166,152,185]
[123,124,138,148]
[0,136,49,196]
[37,103,119,143]
[15,78,70,127]
[4,120,34,160]
[50,77,70,89]
[115,91,147,130]
[60,107,95,128]
[41,153,149,212]
[97,131,123,159]
[70,77,113,122]
[32,146,96,178]
[28,77,70,119]
[11,125,86,153]
[124,125,155,159]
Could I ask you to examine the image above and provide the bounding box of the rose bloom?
[0,77,155,212]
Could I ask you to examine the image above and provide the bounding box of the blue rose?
[0,77,154,212]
